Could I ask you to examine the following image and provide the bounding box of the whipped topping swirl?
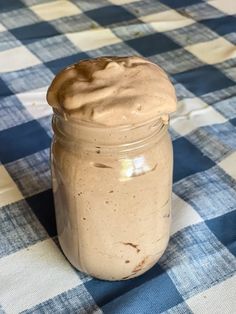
[47,56,177,126]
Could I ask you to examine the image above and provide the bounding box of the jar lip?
[53,109,168,131]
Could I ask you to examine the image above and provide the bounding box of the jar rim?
[52,110,169,154]
[53,108,168,131]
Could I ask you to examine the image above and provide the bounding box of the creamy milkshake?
[47,56,177,280]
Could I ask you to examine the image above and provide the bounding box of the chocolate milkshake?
[47,56,177,280]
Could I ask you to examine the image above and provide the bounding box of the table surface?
[0,0,236,313]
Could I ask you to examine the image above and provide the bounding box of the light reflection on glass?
[120,156,151,181]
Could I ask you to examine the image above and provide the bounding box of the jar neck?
[52,111,168,154]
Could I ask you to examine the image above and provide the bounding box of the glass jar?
[51,112,173,281]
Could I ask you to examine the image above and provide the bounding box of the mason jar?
[50,111,173,281]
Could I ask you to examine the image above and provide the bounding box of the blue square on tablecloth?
[124,0,168,17]
[217,59,236,83]
[26,35,80,63]
[230,118,236,126]
[111,23,155,41]
[10,21,60,44]
[37,116,53,139]
[46,52,89,74]
[0,77,14,97]
[0,200,48,257]
[51,13,99,34]
[166,23,218,47]
[173,65,235,96]
[0,31,21,52]
[224,33,236,45]
[102,272,184,313]
[201,86,236,108]
[0,0,25,12]
[186,123,235,163]
[85,264,183,313]
[87,42,138,59]
[0,95,32,131]
[0,120,51,164]
[72,0,109,11]
[149,48,203,75]
[206,210,236,256]
[126,33,180,57]
[5,148,51,198]
[174,166,236,220]
[173,137,215,182]
[201,16,236,36]
[0,7,39,29]
[159,0,201,9]
[213,96,236,120]
[1,64,54,94]
[85,5,136,26]
[202,122,236,151]
[21,285,99,314]
[26,189,56,237]
[178,2,224,22]
[160,222,236,299]
[174,83,195,100]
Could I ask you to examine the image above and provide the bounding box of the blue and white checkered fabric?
[0,0,236,313]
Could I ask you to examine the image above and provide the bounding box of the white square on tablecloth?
[141,9,195,32]
[0,23,6,32]
[186,37,236,65]
[0,165,23,207]
[0,239,81,314]
[186,275,236,314]
[209,0,236,15]
[0,46,41,73]
[109,0,140,4]
[171,193,203,235]
[17,87,53,119]
[170,97,226,136]
[218,152,236,181]
[67,28,121,51]
[31,0,81,21]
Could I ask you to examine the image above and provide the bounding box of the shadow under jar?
[51,112,173,281]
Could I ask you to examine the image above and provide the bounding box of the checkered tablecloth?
[0,0,236,313]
